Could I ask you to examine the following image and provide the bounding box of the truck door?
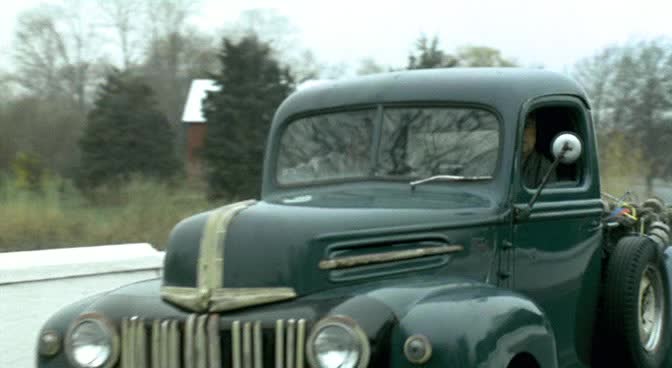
[511,96,603,367]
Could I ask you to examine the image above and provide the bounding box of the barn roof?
[182,79,220,124]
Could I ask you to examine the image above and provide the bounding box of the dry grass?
[1,171,668,253]
[0,176,223,252]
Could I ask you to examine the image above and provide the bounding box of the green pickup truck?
[36,68,672,368]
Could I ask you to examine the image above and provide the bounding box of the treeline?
[0,0,520,199]
[0,0,219,186]
[573,39,672,195]
[0,0,670,200]
[0,2,314,196]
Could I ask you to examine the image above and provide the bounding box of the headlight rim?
[306,315,371,368]
[65,313,120,368]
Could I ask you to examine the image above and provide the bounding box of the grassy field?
[0,176,224,252]
[1,173,669,253]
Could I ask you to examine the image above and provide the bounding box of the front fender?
[36,293,105,368]
[389,284,557,368]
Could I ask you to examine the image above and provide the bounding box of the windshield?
[277,107,499,185]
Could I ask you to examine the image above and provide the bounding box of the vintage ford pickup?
[36,68,672,368]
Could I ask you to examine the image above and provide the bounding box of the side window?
[522,106,583,189]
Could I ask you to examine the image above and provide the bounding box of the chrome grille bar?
[151,320,160,368]
[134,319,140,368]
[120,317,148,368]
[243,322,253,368]
[232,320,242,368]
[160,321,170,368]
[207,315,221,368]
[195,316,208,368]
[184,314,196,368]
[136,319,148,368]
[296,320,306,368]
[121,316,308,368]
[253,322,263,368]
[121,319,129,368]
[126,319,134,368]
[134,318,142,368]
[275,320,284,368]
[169,320,181,368]
[286,320,295,368]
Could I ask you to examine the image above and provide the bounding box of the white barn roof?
[182,79,220,123]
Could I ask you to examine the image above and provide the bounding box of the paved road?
[0,244,163,368]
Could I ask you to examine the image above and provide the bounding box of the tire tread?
[598,236,668,367]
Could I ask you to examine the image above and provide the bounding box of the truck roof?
[274,68,589,123]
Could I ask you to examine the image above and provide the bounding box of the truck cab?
[36,68,672,368]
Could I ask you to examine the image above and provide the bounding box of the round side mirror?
[551,132,582,164]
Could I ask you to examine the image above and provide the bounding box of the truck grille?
[120,315,308,368]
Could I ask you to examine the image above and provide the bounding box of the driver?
[522,114,556,188]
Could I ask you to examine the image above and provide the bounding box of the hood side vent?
[319,235,464,282]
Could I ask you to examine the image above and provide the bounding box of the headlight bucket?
[65,313,120,368]
[306,315,370,368]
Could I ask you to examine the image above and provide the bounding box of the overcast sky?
[1,0,671,74]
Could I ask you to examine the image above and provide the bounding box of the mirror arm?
[516,142,570,221]
[527,155,563,209]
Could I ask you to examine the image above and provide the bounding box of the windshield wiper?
[409,175,492,190]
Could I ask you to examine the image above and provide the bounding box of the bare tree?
[574,39,672,194]
[7,1,105,175]
[138,0,206,120]
[98,0,144,68]
[573,47,620,127]
[142,29,217,125]
[13,7,69,98]
[12,2,103,112]
[224,9,336,80]
[292,50,323,82]
[145,0,198,45]
[230,8,299,51]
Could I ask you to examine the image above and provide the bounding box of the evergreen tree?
[78,70,180,189]
[202,34,293,199]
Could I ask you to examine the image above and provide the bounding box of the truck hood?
[162,188,506,312]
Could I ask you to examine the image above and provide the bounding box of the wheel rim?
[638,265,664,352]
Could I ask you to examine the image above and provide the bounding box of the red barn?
[181,79,219,177]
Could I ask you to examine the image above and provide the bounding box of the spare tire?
[598,236,670,367]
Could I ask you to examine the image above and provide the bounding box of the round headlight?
[65,314,119,368]
[306,316,370,368]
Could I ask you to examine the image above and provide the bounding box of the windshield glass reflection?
[277,107,499,185]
